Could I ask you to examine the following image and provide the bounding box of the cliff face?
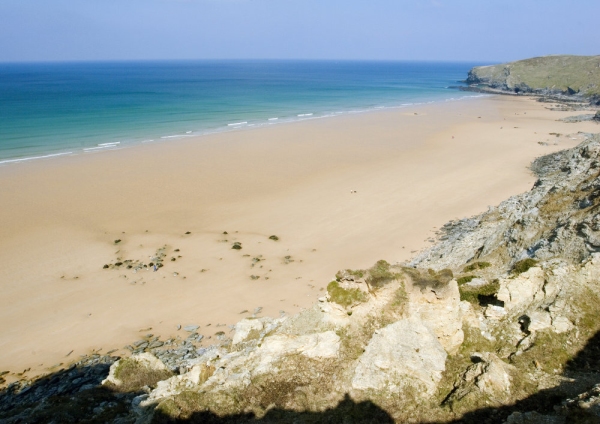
[466,55,600,104]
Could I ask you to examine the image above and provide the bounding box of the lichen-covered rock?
[231,318,264,345]
[408,279,464,354]
[446,352,516,407]
[102,352,167,388]
[497,267,546,313]
[527,310,552,332]
[253,331,340,373]
[352,316,447,396]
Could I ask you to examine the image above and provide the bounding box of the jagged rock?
[527,310,552,332]
[352,316,447,396]
[558,383,600,420]
[447,352,516,407]
[496,267,546,314]
[551,315,573,333]
[408,279,464,354]
[410,135,600,272]
[484,305,507,320]
[254,331,340,374]
[231,318,263,345]
[148,363,215,400]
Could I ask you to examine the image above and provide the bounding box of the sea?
[0,60,484,164]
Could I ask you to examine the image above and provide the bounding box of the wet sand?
[0,95,597,381]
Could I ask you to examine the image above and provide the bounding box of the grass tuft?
[462,261,491,272]
[456,275,477,285]
[366,260,401,288]
[327,281,368,307]
[512,258,538,275]
[458,280,500,304]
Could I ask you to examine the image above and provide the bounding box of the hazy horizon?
[0,0,598,64]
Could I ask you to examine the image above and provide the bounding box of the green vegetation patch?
[327,281,368,307]
[335,260,401,290]
[456,275,477,285]
[459,280,500,304]
[366,260,401,288]
[335,268,365,280]
[462,261,491,272]
[391,283,409,310]
[512,258,538,275]
[403,267,453,291]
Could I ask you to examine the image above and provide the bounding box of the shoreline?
[0,92,488,166]
[1,95,598,383]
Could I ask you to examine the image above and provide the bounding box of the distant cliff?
[466,55,600,104]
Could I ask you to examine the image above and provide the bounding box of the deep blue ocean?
[0,60,482,164]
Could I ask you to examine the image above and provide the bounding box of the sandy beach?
[0,95,597,382]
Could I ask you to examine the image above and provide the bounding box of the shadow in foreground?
[0,357,392,424]
[3,330,600,423]
[431,329,600,424]
[152,394,394,424]
[0,356,138,423]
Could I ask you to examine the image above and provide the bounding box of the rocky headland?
[464,55,600,106]
[3,97,600,422]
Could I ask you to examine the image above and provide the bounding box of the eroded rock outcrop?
[352,316,447,396]
[410,134,600,272]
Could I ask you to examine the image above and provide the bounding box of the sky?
[0,0,598,63]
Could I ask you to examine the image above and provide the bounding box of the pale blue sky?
[0,0,598,63]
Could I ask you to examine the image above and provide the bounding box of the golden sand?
[0,95,596,380]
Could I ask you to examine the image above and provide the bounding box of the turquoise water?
[0,60,481,163]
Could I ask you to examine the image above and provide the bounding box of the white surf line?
[160,135,186,139]
[97,142,120,147]
[83,146,117,152]
[297,113,313,117]
[227,121,248,127]
[268,117,278,121]
[0,151,74,164]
